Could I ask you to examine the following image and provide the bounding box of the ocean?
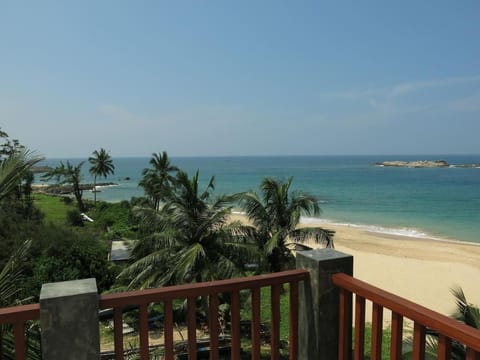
[37,155,480,244]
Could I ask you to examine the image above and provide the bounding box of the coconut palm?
[0,149,42,202]
[42,161,86,211]
[88,148,115,204]
[119,170,258,289]
[0,149,42,359]
[139,152,179,210]
[239,177,334,273]
[404,287,480,360]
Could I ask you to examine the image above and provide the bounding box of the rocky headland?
[374,160,480,168]
[32,182,117,195]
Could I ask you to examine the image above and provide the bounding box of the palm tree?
[88,148,115,204]
[404,287,480,360]
[120,170,258,289]
[0,149,42,359]
[239,177,334,273]
[139,152,179,210]
[0,149,42,202]
[42,161,86,211]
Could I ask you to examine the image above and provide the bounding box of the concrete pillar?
[296,249,353,360]
[40,278,100,360]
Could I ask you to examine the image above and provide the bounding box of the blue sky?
[1,1,480,157]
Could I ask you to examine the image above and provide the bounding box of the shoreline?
[230,213,480,317]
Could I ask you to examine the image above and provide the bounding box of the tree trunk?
[93,175,97,204]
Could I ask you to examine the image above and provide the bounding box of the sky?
[1,1,480,158]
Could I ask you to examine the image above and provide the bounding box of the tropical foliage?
[120,170,258,289]
[0,134,43,359]
[0,149,42,202]
[403,287,480,360]
[139,152,178,210]
[239,177,334,272]
[88,148,115,204]
[42,161,86,211]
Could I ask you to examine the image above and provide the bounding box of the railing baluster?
[466,348,480,360]
[371,303,383,360]
[0,326,3,360]
[412,322,426,360]
[289,282,299,360]
[354,295,365,360]
[13,322,25,360]
[113,307,124,360]
[251,287,261,360]
[187,296,197,360]
[390,312,403,360]
[437,335,451,360]
[209,293,219,360]
[231,291,241,360]
[164,299,174,360]
[271,284,281,360]
[139,303,149,360]
[338,288,352,360]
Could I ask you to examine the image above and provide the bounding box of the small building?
[108,240,134,264]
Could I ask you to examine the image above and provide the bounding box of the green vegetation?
[33,193,76,224]
[119,169,259,289]
[139,151,178,210]
[89,148,115,204]
[42,161,87,211]
[0,135,340,359]
[239,177,335,272]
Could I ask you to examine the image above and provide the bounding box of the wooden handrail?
[332,272,480,352]
[99,269,309,360]
[100,269,309,308]
[0,303,40,360]
[0,303,40,324]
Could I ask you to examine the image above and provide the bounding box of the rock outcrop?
[375,160,449,168]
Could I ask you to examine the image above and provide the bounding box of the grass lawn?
[34,193,76,224]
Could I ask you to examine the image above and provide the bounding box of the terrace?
[1,249,480,359]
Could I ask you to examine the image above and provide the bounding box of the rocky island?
[374,160,480,168]
[375,160,449,168]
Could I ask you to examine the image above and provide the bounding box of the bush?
[62,196,73,205]
[66,209,84,227]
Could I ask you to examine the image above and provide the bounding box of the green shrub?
[66,209,84,227]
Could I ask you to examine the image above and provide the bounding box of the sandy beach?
[230,214,480,317]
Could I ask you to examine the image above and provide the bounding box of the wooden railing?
[0,303,40,360]
[99,269,309,360]
[333,273,480,360]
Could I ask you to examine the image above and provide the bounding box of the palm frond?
[264,232,281,255]
[451,286,480,329]
[0,239,31,307]
[0,150,43,201]
[289,227,335,248]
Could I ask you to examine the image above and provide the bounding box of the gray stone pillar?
[40,278,100,360]
[296,249,353,360]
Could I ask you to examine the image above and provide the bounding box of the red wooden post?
[187,297,197,360]
[251,287,261,360]
[271,284,281,360]
[390,312,403,360]
[113,307,124,360]
[231,291,241,360]
[138,303,149,360]
[338,288,352,360]
[354,295,365,360]
[164,299,174,360]
[289,282,299,360]
[371,304,383,360]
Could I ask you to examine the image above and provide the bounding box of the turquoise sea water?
[38,155,480,244]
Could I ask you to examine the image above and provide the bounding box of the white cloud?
[448,94,480,112]
[389,75,480,97]
[320,74,480,101]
